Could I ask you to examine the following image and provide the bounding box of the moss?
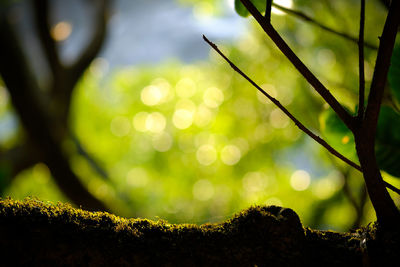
[1,197,392,266]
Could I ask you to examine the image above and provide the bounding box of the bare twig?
[265,0,272,23]
[357,0,366,119]
[364,0,400,138]
[385,181,400,195]
[203,35,361,172]
[342,169,360,212]
[272,3,378,50]
[239,0,355,131]
[204,35,400,196]
[71,133,110,181]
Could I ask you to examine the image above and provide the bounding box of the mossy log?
[0,198,397,266]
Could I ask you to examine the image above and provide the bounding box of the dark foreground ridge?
[0,198,397,266]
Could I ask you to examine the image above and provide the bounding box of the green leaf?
[375,106,400,177]
[320,106,400,177]
[388,45,400,104]
[234,0,266,17]
[319,109,358,163]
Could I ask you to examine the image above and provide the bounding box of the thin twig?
[385,181,400,195]
[342,169,362,218]
[265,0,272,23]
[239,0,355,131]
[203,35,361,172]
[272,3,377,50]
[357,0,366,119]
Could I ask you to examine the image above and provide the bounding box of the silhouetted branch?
[265,0,272,23]
[352,0,400,225]
[239,0,355,131]
[364,1,400,138]
[379,0,390,9]
[204,35,400,196]
[71,133,110,180]
[342,170,360,214]
[272,3,378,50]
[357,0,366,119]
[68,0,109,87]
[47,0,110,124]
[203,35,361,172]
[384,182,400,195]
[32,0,62,79]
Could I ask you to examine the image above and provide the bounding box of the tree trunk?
[354,132,400,228]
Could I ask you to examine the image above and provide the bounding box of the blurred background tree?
[0,0,398,231]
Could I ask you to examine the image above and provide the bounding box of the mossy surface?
[0,198,390,266]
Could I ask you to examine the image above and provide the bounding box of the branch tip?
[204,35,361,172]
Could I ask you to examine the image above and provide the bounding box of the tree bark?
[0,15,108,212]
[355,131,400,228]
[0,199,359,266]
[1,198,399,266]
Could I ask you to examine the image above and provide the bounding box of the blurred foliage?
[1,0,400,231]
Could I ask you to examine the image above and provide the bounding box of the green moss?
[0,197,389,266]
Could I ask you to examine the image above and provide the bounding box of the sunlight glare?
[196,144,217,166]
[51,21,72,41]
[290,170,311,191]
[194,104,213,127]
[272,0,293,16]
[203,87,224,108]
[220,145,241,165]
[242,172,268,193]
[141,85,164,106]
[176,77,197,98]
[152,132,173,152]
[145,112,166,133]
[133,112,149,132]
[172,109,194,129]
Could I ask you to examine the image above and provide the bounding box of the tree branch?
[32,0,62,79]
[204,35,400,195]
[385,181,400,195]
[49,0,110,124]
[342,169,361,217]
[272,3,377,50]
[70,132,110,181]
[357,0,366,119]
[67,0,109,87]
[203,35,360,172]
[0,16,108,212]
[363,0,400,139]
[239,0,355,131]
[265,0,272,23]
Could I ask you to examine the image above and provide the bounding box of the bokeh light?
[50,21,72,41]
[196,144,217,166]
[290,170,311,191]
